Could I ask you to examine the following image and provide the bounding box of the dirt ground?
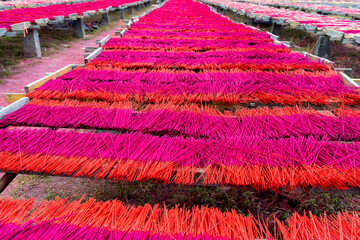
[0,3,360,230]
[1,173,360,229]
[0,7,153,107]
[277,28,360,78]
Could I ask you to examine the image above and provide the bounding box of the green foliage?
[45,187,64,201]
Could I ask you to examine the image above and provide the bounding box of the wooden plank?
[85,46,98,52]
[86,10,97,16]
[0,97,29,120]
[34,18,49,26]
[10,22,31,33]
[0,28,6,37]
[354,35,360,44]
[325,29,344,41]
[266,31,279,40]
[5,93,26,104]
[25,65,74,93]
[335,68,352,76]
[98,34,111,47]
[300,51,334,66]
[340,72,359,88]
[273,39,291,48]
[84,48,103,64]
[5,32,17,37]
[67,13,78,18]
[115,30,125,36]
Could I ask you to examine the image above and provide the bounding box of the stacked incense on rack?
[1,0,360,191]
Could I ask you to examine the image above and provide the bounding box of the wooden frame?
[25,64,83,93]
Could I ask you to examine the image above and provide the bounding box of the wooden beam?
[85,46,98,52]
[34,18,49,26]
[84,48,102,64]
[25,64,80,93]
[273,39,291,48]
[0,97,29,120]
[98,34,111,47]
[300,51,334,66]
[5,93,26,103]
[115,29,126,37]
[335,68,352,76]
[0,28,6,37]
[10,22,31,33]
[266,31,279,40]
[340,72,359,88]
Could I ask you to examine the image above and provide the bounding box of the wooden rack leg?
[23,28,42,58]
[119,7,126,18]
[246,17,254,26]
[128,6,133,15]
[314,35,331,59]
[102,12,110,25]
[271,21,281,37]
[222,7,227,15]
[0,173,17,194]
[73,18,85,38]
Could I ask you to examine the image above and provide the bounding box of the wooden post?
[0,173,17,194]
[216,5,221,13]
[84,48,103,64]
[128,5,133,15]
[0,28,6,37]
[335,68,352,76]
[98,34,111,47]
[232,11,237,21]
[314,35,331,59]
[119,7,126,18]
[73,18,85,38]
[101,12,109,25]
[270,21,281,37]
[23,28,42,58]
[222,7,227,15]
[246,17,254,26]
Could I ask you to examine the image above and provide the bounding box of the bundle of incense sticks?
[207,0,360,36]
[3,0,360,238]
[0,127,360,190]
[0,0,359,192]
[28,69,359,105]
[25,0,359,106]
[0,197,358,239]
[2,99,360,141]
[0,0,139,31]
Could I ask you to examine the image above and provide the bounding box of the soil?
[278,28,360,78]
[1,172,360,230]
[0,4,360,230]
[0,8,149,107]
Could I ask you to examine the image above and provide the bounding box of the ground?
[1,173,360,230]
[278,28,360,78]
[0,8,145,107]
[1,4,360,231]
